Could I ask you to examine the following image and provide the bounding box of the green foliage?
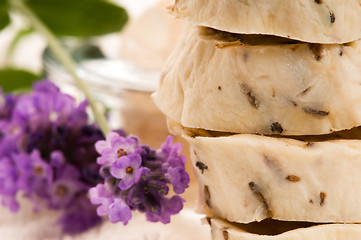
[26,0,129,37]
[0,68,41,92]
[0,0,10,31]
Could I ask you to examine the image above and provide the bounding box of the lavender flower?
[89,133,190,225]
[0,80,190,230]
[0,156,19,211]
[89,184,113,216]
[95,132,141,165]
[0,80,106,234]
[145,195,184,224]
[0,91,17,120]
[110,154,144,190]
[108,198,132,224]
[159,136,189,194]
[58,196,101,234]
[48,165,87,208]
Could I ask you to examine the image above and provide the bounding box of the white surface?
[0,182,209,240]
[0,205,210,240]
[71,209,210,240]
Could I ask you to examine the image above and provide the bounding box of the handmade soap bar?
[154,27,361,136]
[177,125,361,223]
[169,0,361,43]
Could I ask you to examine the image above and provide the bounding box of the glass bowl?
[42,42,169,148]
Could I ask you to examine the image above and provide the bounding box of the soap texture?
[153,27,361,136]
[178,125,361,223]
[170,0,361,43]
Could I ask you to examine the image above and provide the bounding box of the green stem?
[10,0,111,135]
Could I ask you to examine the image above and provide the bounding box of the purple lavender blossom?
[89,184,112,216]
[0,80,105,234]
[48,167,87,209]
[0,157,19,211]
[58,195,102,234]
[0,80,190,230]
[0,91,17,120]
[33,80,59,93]
[95,132,141,165]
[145,195,184,224]
[159,136,189,194]
[90,133,189,225]
[28,150,53,189]
[165,167,189,194]
[13,150,52,208]
[110,154,144,190]
[108,198,132,224]
[89,184,132,225]
[12,81,76,131]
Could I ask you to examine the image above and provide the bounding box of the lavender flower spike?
[0,80,105,234]
[90,132,190,225]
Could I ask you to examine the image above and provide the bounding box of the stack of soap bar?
[153,0,361,239]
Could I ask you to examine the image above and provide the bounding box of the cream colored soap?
[153,27,361,136]
[210,218,361,240]
[175,124,361,223]
[169,0,361,44]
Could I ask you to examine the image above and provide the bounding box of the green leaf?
[0,0,10,31]
[0,68,41,92]
[26,0,129,37]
